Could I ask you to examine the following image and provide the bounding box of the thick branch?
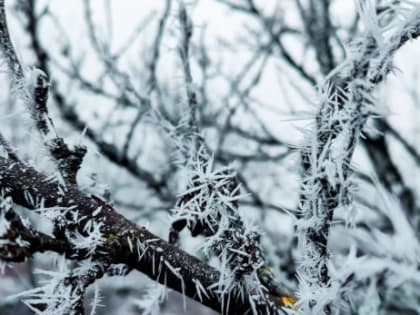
[0,156,284,314]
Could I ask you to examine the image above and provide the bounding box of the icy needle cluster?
[170,141,283,314]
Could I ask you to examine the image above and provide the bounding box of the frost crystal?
[0,195,12,237]
[67,220,104,256]
[169,141,274,314]
[134,283,167,315]
[10,257,78,315]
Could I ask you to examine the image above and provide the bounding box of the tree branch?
[0,156,284,314]
[297,3,420,313]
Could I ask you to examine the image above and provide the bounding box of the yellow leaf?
[281,296,298,310]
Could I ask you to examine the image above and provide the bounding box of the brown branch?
[32,72,86,184]
[0,156,284,314]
